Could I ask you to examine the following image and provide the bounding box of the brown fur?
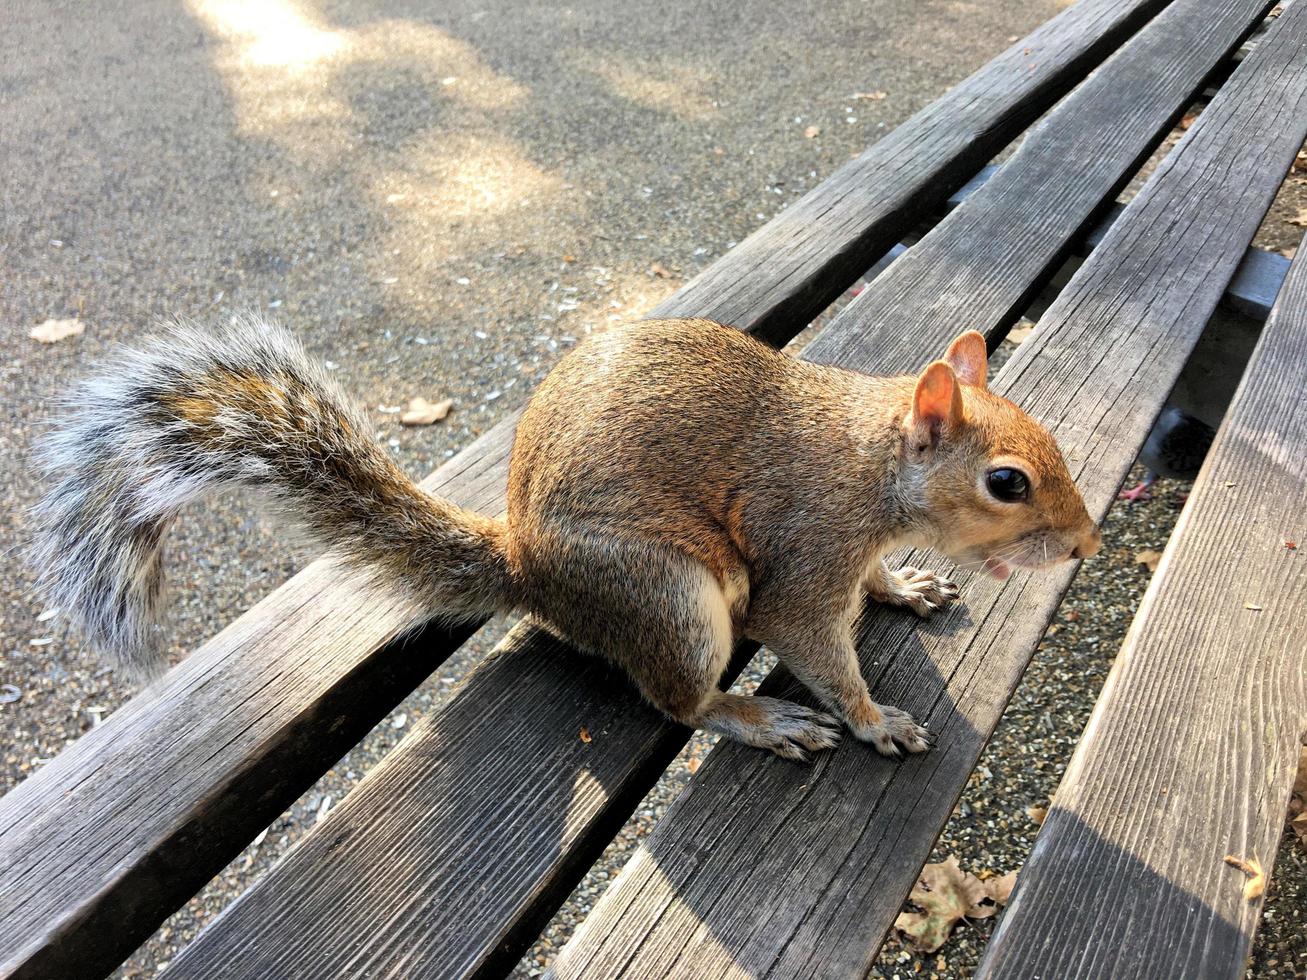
[39,315,1098,758]
[492,318,1099,759]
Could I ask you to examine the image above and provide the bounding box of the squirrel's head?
[900,331,1100,580]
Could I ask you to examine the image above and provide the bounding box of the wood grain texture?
[550,6,1307,977]
[1084,202,1289,322]
[976,232,1307,980]
[799,0,1275,374]
[0,2,1174,976]
[163,629,759,980]
[152,3,1285,977]
[0,428,510,980]
[936,163,1289,323]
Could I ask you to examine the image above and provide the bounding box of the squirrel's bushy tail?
[32,315,515,682]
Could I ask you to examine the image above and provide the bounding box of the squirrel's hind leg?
[617,560,840,762]
[531,540,837,761]
[695,692,841,762]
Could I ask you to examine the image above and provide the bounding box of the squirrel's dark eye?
[987,467,1030,503]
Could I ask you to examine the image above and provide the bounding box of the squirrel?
[32,315,1099,760]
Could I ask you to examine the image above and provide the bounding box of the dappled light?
[563,768,609,843]
[188,0,349,70]
[575,53,719,122]
[188,1,528,157]
[561,851,748,975]
[13,1,1305,979]
[375,132,562,220]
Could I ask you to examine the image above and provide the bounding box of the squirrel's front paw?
[873,566,960,618]
[855,704,932,757]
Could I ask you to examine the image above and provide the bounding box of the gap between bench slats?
[156,1,1281,976]
[550,5,1307,978]
[953,164,1291,322]
[0,2,1176,976]
[976,231,1307,979]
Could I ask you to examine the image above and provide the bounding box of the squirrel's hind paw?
[701,693,841,762]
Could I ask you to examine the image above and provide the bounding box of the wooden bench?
[976,224,1307,978]
[2,0,1304,977]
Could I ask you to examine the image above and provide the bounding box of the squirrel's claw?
[875,566,961,619]
[858,703,931,757]
[754,701,842,762]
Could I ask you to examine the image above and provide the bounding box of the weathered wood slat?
[798,0,1275,373]
[157,2,1283,976]
[0,2,1176,976]
[950,164,1289,322]
[162,630,762,980]
[0,436,506,980]
[550,5,1307,977]
[975,234,1307,979]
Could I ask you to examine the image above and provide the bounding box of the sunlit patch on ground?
[189,0,349,69]
[575,52,720,122]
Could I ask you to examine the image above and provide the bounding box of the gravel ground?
[1,1,1304,977]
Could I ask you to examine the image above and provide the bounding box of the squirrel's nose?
[1070,528,1102,560]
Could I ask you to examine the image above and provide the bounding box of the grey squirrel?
[32,316,1099,760]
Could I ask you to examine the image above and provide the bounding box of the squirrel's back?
[507,318,906,588]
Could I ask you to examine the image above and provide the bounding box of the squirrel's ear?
[908,360,964,446]
[944,331,988,390]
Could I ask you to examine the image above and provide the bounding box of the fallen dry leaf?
[562,254,577,263]
[1291,810,1307,848]
[1179,112,1199,130]
[1223,854,1265,901]
[986,871,1019,906]
[687,757,701,774]
[399,397,453,426]
[1290,207,1307,228]
[1285,539,1298,551]
[649,262,674,279]
[1134,549,1163,573]
[579,726,592,744]
[803,125,821,139]
[893,856,1013,953]
[1026,804,1048,826]
[1007,323,1035,344]
[30,318,84,344]
[851,90,888,101]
